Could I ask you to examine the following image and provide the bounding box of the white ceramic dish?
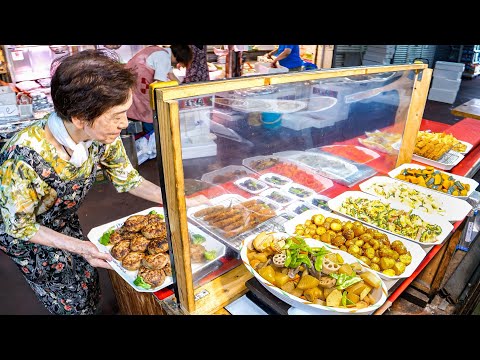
[327,191,454,246]
[387,163,478,200]
[359,176,472,222]
[283,208,427,280]
[259,172,293,188]
[241,232,388,315]
[87,207,225,293]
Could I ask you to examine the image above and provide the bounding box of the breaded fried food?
[142,252,169,270]
[129,233,151,252]
[123,215,148,232]
[121,251,145,271]
[163,258,172,276]
[109,229,125,246]
[138,266,166,288]
[147,238,169,254]
[191,243,207,263]
[141,220,167,239]
[110,240,131,261]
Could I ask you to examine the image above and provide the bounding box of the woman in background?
[184,45,209,83]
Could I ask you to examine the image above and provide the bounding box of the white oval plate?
[387,163,478,200]
[359,176,472,222]
[241,232,388,315]
[327,191,454,247]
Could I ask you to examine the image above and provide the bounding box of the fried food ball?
[129,233,151,252]
[109,229,125,246]
[123,215,148,232]
[138,266,166,288]
[122,251,145,271]
[147,238,169,254]
[191,243,206,263]
[142,252,169,270]
[110,240,131,261]
[142,221,167,239]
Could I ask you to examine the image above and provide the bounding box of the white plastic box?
[435,61,465,73]
[428,88,458,104]
[433,68,462,81]
[431,77,461,92]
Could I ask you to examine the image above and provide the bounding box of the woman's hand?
[77,241,113,270]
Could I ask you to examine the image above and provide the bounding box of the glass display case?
[151,64,432,314]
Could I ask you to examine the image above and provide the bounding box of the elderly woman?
[0,49,163,314]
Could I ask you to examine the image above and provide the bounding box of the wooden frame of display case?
[153,64,431,314]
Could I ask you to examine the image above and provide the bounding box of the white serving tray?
[359,176,472,222]
[87,207,225,293]
[241,232,388,315]
[327,191,454,246]
[387,163,478,200]
[283,208,427,280]
[392,142,464,170]
[457,140,473,155]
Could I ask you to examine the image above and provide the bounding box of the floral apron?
[0,145,105,315]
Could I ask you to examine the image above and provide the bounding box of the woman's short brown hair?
[50,49,137,124]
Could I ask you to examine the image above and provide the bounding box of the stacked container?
[428,61,465,104]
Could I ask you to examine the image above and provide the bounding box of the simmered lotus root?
[322,257,340,274]
[272,253,286,267]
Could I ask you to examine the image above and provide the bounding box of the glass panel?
[165,69,415,295]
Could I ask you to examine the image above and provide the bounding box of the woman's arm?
[30,225,113,269]
[128,178,163,204]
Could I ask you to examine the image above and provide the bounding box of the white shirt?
[146,47,173,82]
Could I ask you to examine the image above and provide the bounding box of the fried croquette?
[142,252,169,270]
[123,215,148,232]
[121,251,145,271]
[129,233,151,252]
[138,266,166,288]
[110,240,131,261]
[147,238,169,254]
[141,221,167,239]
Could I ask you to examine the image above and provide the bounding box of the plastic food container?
[234,177,270,194]
[259,188,296,207]
[282,182,316,201]
[259,172,293,188]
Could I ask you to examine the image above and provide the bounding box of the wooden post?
[396,68,433,167]
[156,99,196,313]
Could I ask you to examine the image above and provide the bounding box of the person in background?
[184,45,209,83]
[125,45,193,134]
[266,45,304,72]
[0,49,164,315]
